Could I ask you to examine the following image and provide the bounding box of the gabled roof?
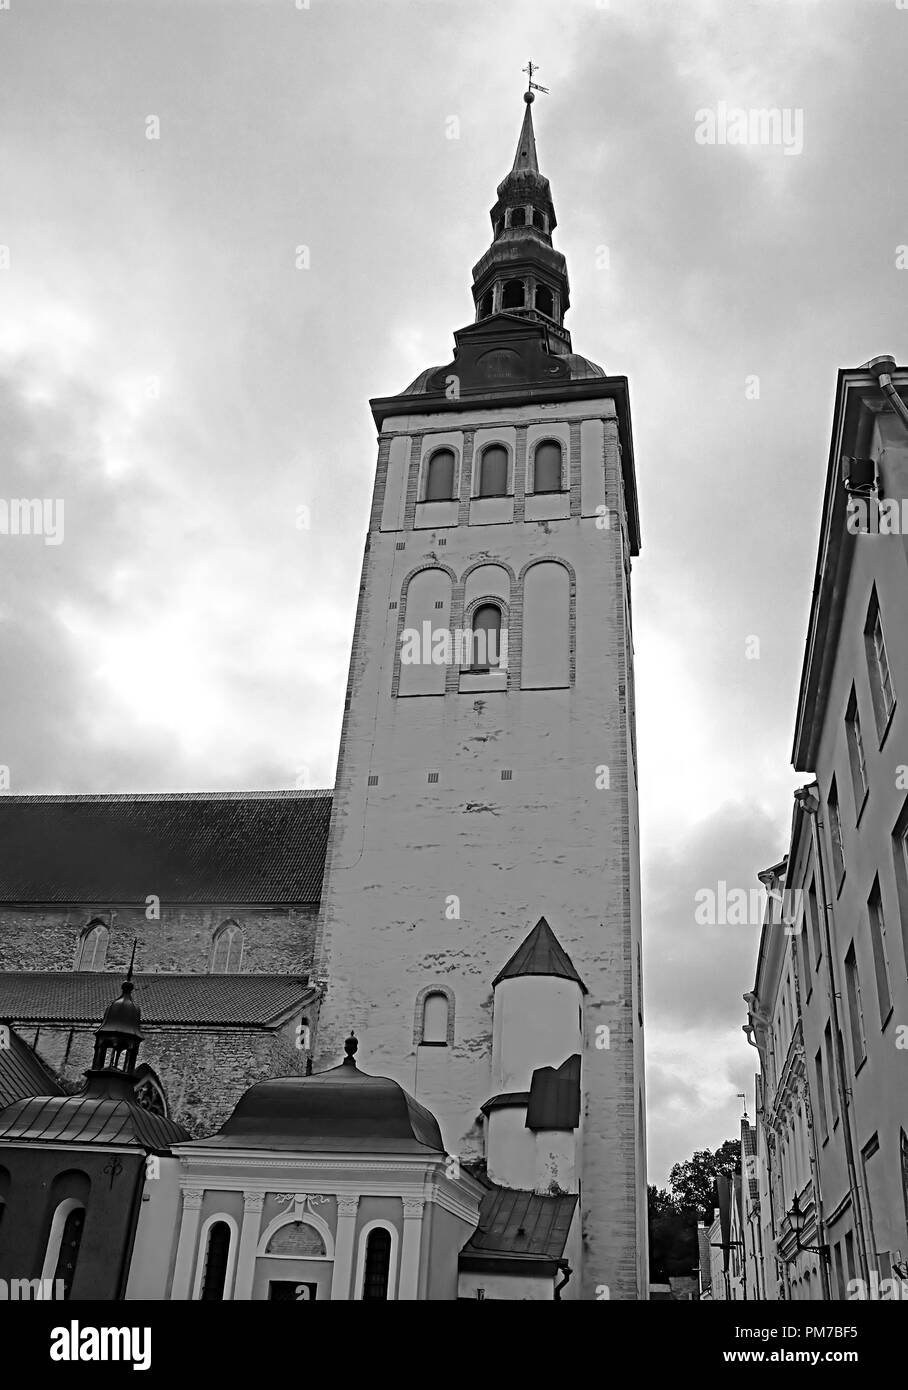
[0,1026,64,1108]
[0,974,314,1028]
[492,917,587,993]
[0,1093,188,1150]
[459,1183,578,1271]
[0,790,332,905]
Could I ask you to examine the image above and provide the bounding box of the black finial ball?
[524,91,534,104]
[344,1032,358,1060]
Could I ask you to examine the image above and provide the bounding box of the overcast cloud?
[1,0,906,1184]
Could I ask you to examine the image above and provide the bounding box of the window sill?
[854,1054,867,1077]
[835,868,846,900]
[880,1004,894,1032]
[473,493,512,501]
[418,1041,448,1048]
[527,488,568,497]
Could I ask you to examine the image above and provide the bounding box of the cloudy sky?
[2,0,906,1185]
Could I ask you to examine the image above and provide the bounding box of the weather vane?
[523,60,549,98]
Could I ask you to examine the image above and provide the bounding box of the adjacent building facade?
[746,357,908,1300]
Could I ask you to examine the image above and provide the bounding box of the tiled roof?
[0,1026,64,1108]
[460,1183,578,1267]
[0,974,314,1027]
[0,791,332,904]
[492,916,587,992]
[0,1093,189,1149]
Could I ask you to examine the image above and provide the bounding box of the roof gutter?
[868,355,908,435]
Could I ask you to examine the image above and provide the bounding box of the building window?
[470,603,503,670]
[814,1047,828,1142]
[864,589,895,737]
[265,1222,326,1257]
[798,911,811,997]
[806,876,822,968]
[827,779,845,887]
[424,448,456,501]
[509,207,526,228]
[42,1199,86,1299]
[532,209,546,232]
[824,1020,840,1127]
[210,921,243,973]
[844,945,866,1069]
[134,1065,168,1116]
[532,440,563,493]
[76,920,109,972]
[200,1221,232,1301]
[361,1228,393,1301]
[867,877,892,1025]
[845,689,869,816]
[501,279,524,310]
[421,992,449,1044]
[478,444,509,497]
[534,283,554,316]
[478,289,494,319]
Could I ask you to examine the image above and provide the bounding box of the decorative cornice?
[402,1198,425,1219]
[182,1187,204,1210]
[337,1195,360,1218]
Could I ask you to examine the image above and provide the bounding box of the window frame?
[476,443,511,499]
[210,920,244,974]
[193,1213,240,1301]
[844,687,869,823]
[530,438,565,495]
[353,1220,399,1302]
[844,944,867,1072]
[864,589,896,743]
[422,446,458,503]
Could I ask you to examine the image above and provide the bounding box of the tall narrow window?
[501,279,524,310]
[806,876,822,967]
[534,283,554,317]
[478,290,494,319]
[533,440,563,493]
[509,207,526,228]
[425,448,455,501]
[421,991,449,1045]
[814,1048,828,1142]
[76,920,109,971]
[43,1199,87,1299]
[470,604,503,669]
[827,779,845,886]
[361,1228,392,1300]
[845,689,869,815]
[210,921,243,973]
[798,912,811,996]
[844,946,866,1069]
[532,209,546,231]
[824,1020,840,1126]
[864,590,895,737]
[200,1222,231,1301]
[521,562,570,689]
[478,445,508,497]
[867,878,892,1025]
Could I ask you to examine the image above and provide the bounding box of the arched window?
[76,920,109,972]
[478,290,494,319]
[478,445,508,498]
[210,921,243,973]
[42,1199,86,1299]
[510,207,526,228]
[521,562,571,689]
[534,284,554,317]
[532,209,546,231]
[421,991,450,1045]
[397,567,452,698]
[502,279,524,310]
[133,1064,168,1117]
[200,1221,232,1300]
[471,604,503,670]
[424,448,455,501]
[533,440,563,493]
[362,1228,393,1301]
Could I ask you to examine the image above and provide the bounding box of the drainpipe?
[793,786,871,1287]
[867,356,908,435]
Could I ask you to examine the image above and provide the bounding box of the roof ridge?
[0,789,333,803]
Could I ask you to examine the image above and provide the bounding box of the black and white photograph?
[0,0,907,1365]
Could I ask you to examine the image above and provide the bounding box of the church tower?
[314,89,647,1299]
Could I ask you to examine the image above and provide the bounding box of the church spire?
[470,88,572,350]
[510,93,540,176]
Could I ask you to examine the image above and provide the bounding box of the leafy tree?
[647,1185,697,1280]
[668,1139,741,1222]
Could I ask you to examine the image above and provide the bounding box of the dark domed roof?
[98,979,142,1039]
[187,1060,445,1154]
[401,350,604,398]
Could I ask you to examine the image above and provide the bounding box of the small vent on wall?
[434,600,444,609]
[367,775,379,786]
[501,770,512,781]
[389,601,398,610]
[395,541,406,551]
[427,772,439,784]
[438,538,447,546]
